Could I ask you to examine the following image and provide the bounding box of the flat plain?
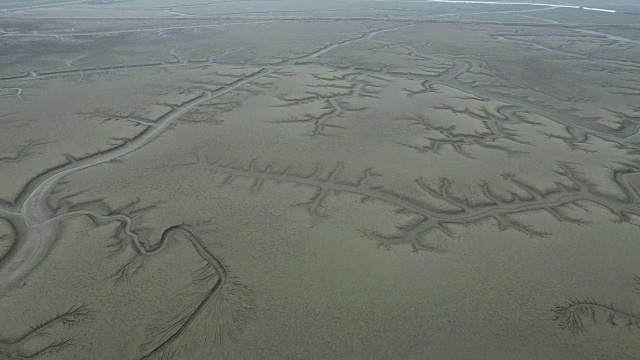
[1,0,640,359]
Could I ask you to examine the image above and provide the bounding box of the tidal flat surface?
[1,1,640,359]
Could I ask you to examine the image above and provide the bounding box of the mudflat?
[1,1,640,359]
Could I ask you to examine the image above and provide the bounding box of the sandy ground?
[1,1,640,359]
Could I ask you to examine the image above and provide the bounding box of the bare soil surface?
[1,1,640,359]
